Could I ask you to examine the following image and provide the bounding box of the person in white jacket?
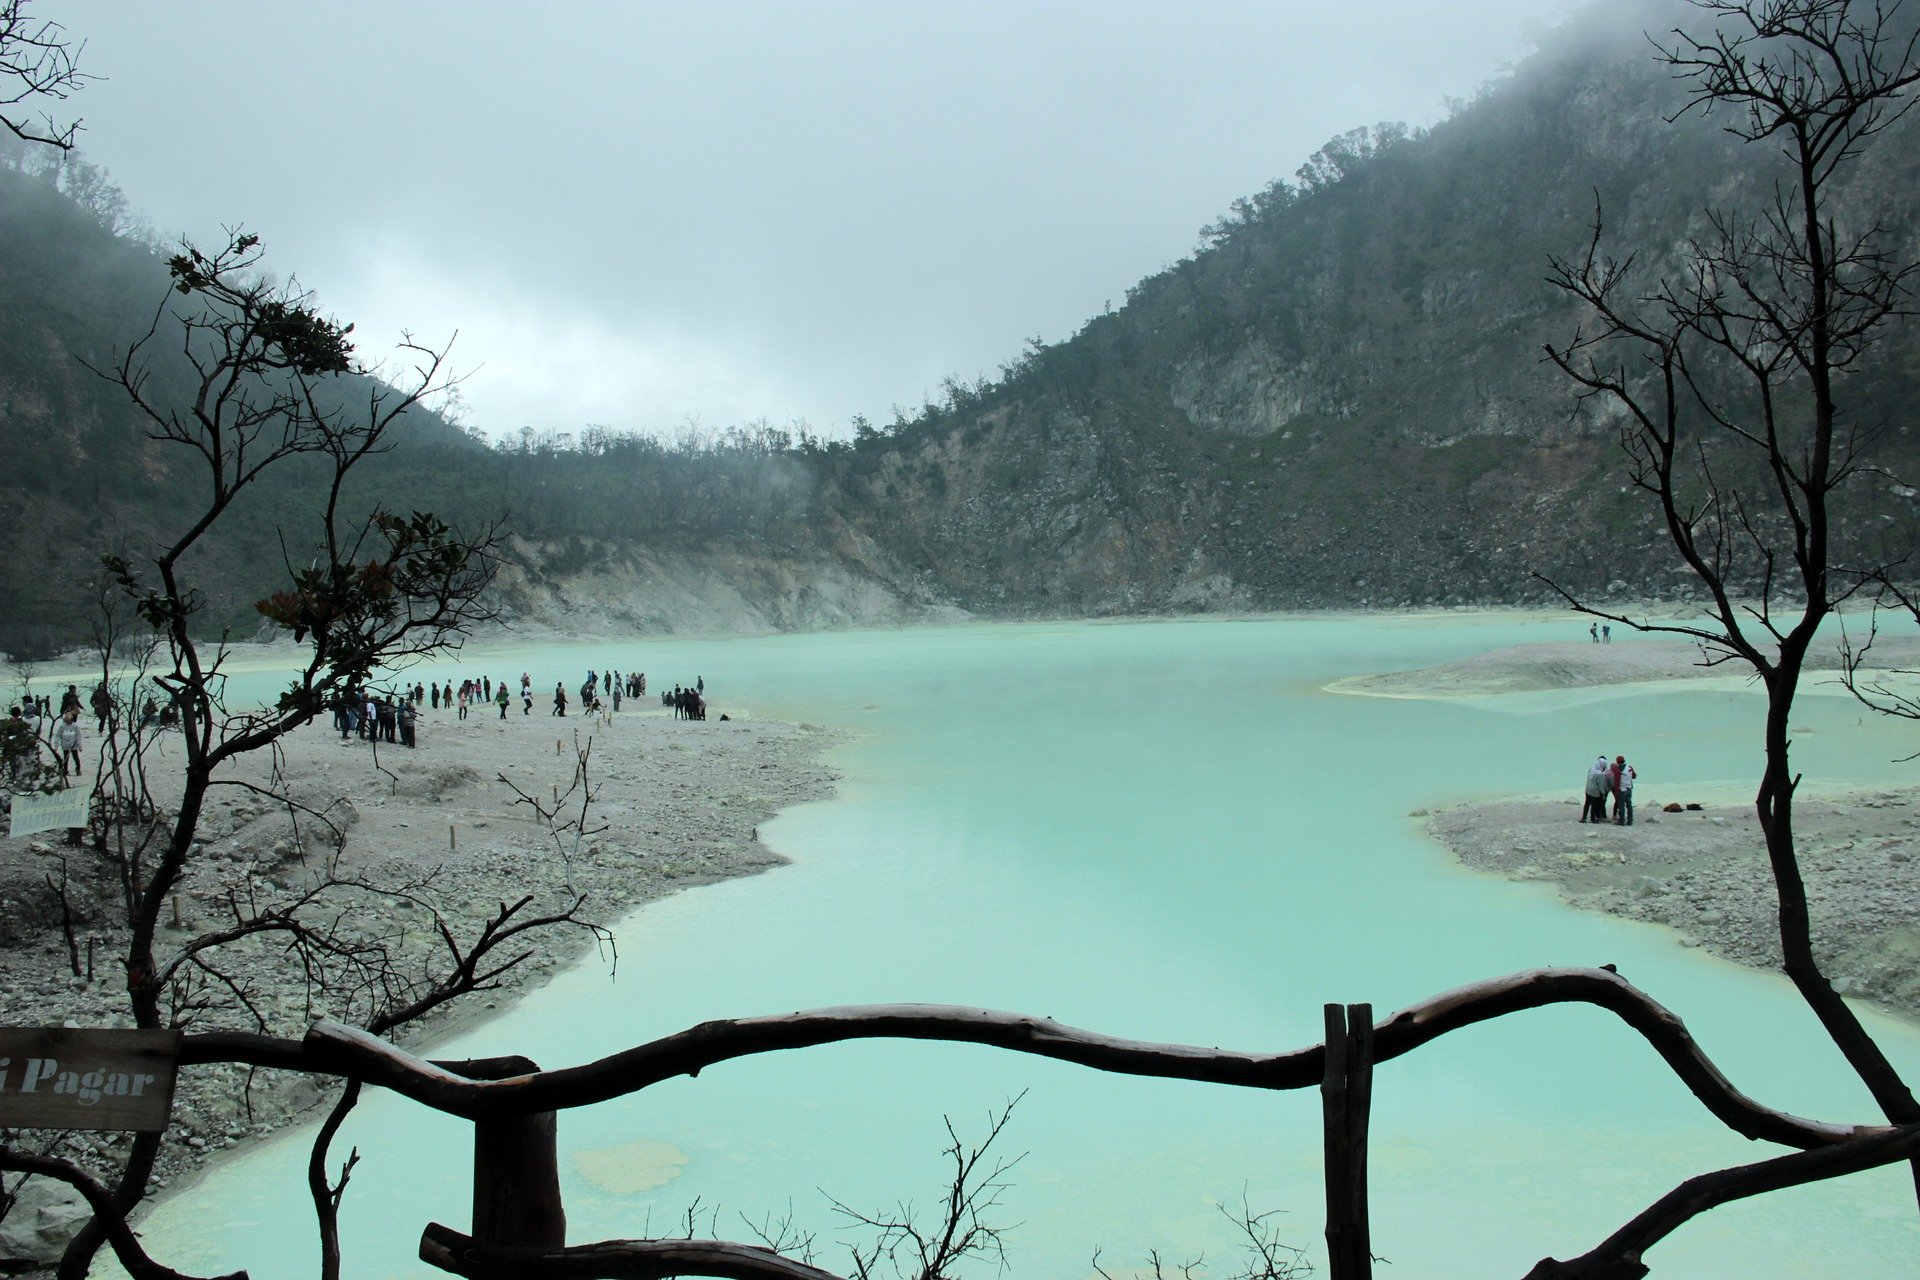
[1581,755,1610,823]
[51,708,83,781]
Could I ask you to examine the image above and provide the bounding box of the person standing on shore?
[553,683,568,716]
[1589,623,1599,643]
[495,682,510,719]
[1582,755,1609,822]
[51,708,83,781]
[1613,756,1635,825]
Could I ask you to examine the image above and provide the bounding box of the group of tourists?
[32,682,119,732]
[334,688,422,748]
[2,701,83,784]
[550,668,650,716]
[1581,754,1637,825]
[8,659,716,775]
[332,663,713,732]
[666,682,707,720]
[427,676,526,719]
[3,679,180,790]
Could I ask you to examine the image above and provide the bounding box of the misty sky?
[65,1,1580,439]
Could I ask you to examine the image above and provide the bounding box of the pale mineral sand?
[1336,633,1920,1022]
[1329,633,1920,698]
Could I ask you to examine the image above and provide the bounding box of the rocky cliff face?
[492,534,968,638]
[815,2,1920,618]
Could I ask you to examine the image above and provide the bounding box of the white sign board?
[9,787,90,838]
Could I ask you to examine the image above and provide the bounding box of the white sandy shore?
[1329,633,1920,698]
[1370,637,1920,1022]
[0,699,841,1213]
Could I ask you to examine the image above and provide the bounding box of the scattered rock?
[1427,787,1920,1021]
[0,1177,90,1263]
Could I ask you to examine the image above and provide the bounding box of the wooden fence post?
[1322,1002,1374,1280]
[446,1054,566,1249]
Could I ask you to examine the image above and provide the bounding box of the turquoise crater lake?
[128,613,1920,1278]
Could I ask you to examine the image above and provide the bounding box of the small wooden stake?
[449,825,457,852]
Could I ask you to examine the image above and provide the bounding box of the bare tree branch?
[1524,1119,1920,1279]
[0,0,88,150]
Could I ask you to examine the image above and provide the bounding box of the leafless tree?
[1541,0,1920,1189]
[828,1095,1024,1280]
[497,729,610,900]
[0,228,619,1280]
[8,652,40,707]
[1092,1190,1314,1280]
[0,0,86,150]
[1838,577,1920,730]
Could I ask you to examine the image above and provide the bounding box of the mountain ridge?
[1,0,1915,656]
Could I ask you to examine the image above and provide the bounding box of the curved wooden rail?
[182,966,1874,1148]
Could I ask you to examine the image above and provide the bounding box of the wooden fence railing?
[13,964,1920,1280]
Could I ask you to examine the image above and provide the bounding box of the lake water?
[122,613,1920,1279]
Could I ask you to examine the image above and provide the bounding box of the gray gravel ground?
[0,701,840,1231]
[1424,789,1920,1017]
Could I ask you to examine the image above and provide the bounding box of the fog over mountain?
[66,0,1578,438]
[2,0,1913,654]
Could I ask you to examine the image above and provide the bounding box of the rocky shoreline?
[1422,788,1920,1018]
[1351,635,1920,1024]
[0,702,841,1262]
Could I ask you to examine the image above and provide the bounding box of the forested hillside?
[1,0,1915,656]
[815,0,1920,616]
